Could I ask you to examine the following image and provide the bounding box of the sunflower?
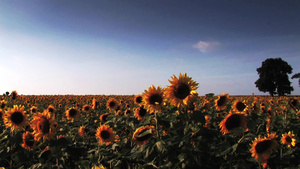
[134,95,143,105]
[132,125,156,146]
[219,111,248,135]
[134,106,148,120]
[289,98,298,108]
[82,104,91,112]
[281,131,296,148]
[250,133,278,168]
[106,98,119,111]
[66,107,80,121]
[143,85,165,114]
[95,124,115,145]
[92,98,99,110]
[3,105,28,131]
[124,109,132,116]
[100,113,109,123]
[21,132,37,150]
[11,90,18,100]
[30,106,38,114]
[232,100,248,113]
[31,110,58,142]
[215,93,229,111]
[78,126,88,137]
[47,105,55,114]
[165,73,199,107]
[0,100,7,109]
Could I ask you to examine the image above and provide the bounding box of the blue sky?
[1,0,300,95]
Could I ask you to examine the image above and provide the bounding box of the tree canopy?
[255,58,294,96]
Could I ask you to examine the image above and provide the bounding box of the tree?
[291,73,300,87]
[255,58,294,96]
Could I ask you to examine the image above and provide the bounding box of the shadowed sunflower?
[106,98,119,111]
[31,110,58,141]
[100,113,109,123]
[134,95,143,105]
[215,93,229,111]
[95,124,115,145]
[289,98,298,109]
[250,133,278,168]
[232,100,248,113]
[21,132,37,150]
[66,107,80,121]
[82,104,91,112]
[132,126,156,146]
[30,106,38,114]
[143,85,166,114]
[219,111,248,135]
[134,106,148,120]
[124,109,132,116]
[281,131,296,148]
[4,105,28,131]
[165,73,199,107]
[11,90,18,100]
[78,126,88,137]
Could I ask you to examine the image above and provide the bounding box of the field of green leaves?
[0,73,299,169]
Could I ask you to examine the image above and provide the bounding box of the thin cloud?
[193,40,221,53]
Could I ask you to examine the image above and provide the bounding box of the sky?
[0,0,300,95]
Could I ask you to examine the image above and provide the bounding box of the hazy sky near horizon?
[1,0,300,95]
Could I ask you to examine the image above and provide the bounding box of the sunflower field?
[0,73,300,169]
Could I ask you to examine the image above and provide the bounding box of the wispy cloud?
[193,40,221,53]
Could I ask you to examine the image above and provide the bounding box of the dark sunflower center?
[0,103,5,109]
[84,106,90,111]
[136,129,152,142]
[48,108,54,113]
[217,96,227,107]
[255,140,272,154]
[39,117,50,134]
[101,114,108,122]
[149,94,163,105]
[138,108,147,117]
[285,136,292,143]
[100,130,110,139]
[174,84,190,100]
[236,102,246,112]
[225,114,241,131]
[135,96,143,103]
[109,102,116,108]
[25,136,35,147]
[31,108,37,113]
[69,109,77,117]
[11,111,24,124]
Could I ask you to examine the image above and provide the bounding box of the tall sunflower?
[281,131,296,148]
[11,90,18,100]
[95,124,115,145]
[132,126,156,146]
[21,132,37,150]
[143,85,165,114]
[250,133,278,168]
[4,105,28,131]
[215,93,229,111]
[219,111,248,135]
[106,98,119,111]
[134,95,143,105]
[232,100,248,113]
[31,110,58,142]
[65,107,80,121]
[134,106,148,121]
[165,73,199,107]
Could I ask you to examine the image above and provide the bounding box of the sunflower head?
[100,113,109,123]
[289,98,299,108]
[143,85,165,114]
[165,73,199,107]
[31,110,57,142]
[0,100,7,109]
[11,90,18,100]
[134,105,148,120]
[106,98,119,111]
[4,105,28,131]
[232,100,248,113]
[95,124,115,145]
[30,106,38,114]
[66,107,80,121]
[82,104,91,112]
[47,105,55,114]
[219,111,248,135]
[22,132,37,150]
[215,93,229,111]
[250,133,278,168]
[281,131,296,148]
[134,95,143,105]
[132,125,156,146]
[78,126,88,137]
